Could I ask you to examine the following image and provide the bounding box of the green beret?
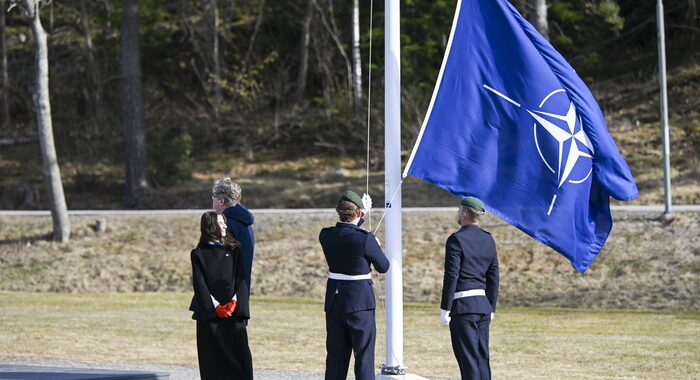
[340,191,364,209]
[460,196,485,212]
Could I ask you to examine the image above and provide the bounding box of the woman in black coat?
[191,211,253,380]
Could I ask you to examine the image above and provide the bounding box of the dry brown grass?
[1,209,698,311]
[0,292,697,379]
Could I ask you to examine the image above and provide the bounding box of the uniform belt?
[328,272,372,280]
[454,289,486,299]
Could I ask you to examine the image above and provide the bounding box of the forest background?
[0,3,698,376]
[0,0,698,215]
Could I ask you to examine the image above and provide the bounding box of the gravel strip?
[0,357,453,379]
[0,357,326,380]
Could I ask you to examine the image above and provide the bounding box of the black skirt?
[197,318,253,380]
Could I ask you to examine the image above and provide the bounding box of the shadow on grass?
[0,233,53,246]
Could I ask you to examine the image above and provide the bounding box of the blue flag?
[404,0,638,272]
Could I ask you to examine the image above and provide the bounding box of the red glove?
[215,300,237,318]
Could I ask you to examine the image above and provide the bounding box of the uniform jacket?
[440,224,499,315]
[319,222,390,314]
[190,243,250,321]
[223,204,255,289]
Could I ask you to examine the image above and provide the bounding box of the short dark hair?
[336,200,359,222]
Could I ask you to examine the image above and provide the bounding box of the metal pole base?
[377,366,429,380]
[376,374,429,380]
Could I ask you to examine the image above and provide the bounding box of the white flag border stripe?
[403,0,465,178]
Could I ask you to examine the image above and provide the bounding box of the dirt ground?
[1,208,697,311]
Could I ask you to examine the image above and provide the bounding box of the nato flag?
[404,0,638,272]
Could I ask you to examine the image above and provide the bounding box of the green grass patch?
[0,291,698,379]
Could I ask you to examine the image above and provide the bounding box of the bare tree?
[314,0,352,100]
[294,0,314,104]
[14,0,70,242]
[530,0,548,40]
[120,0,148,207]
[243,0,266,70]
[351,0,363,111]
[1,0,9,129]
[207,0,222,107]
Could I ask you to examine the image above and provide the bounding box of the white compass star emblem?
[482,84,596,215]
[527,101,595,188]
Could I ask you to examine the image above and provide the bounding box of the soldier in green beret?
[319,190,389,380]
[440,196,499,380]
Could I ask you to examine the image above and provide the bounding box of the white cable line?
[372,179,403,236]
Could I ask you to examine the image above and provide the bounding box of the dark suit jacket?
[319,222,390,314]
[190,243,250,321]
[440,224,499,315]
[222,204,255,289]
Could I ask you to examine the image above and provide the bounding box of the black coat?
[190,243,250,321]
[319,222,390,314]
[440,225,499,315]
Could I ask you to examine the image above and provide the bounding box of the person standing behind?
[319,191,390,380]
[212,177,255,290]
[440,196,499,380]
[191,211,252,380]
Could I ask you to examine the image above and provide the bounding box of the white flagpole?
[380,1,426,378]
[382,0,404,375]
[656,0,672,215]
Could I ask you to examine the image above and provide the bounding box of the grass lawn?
[0,292,697,379]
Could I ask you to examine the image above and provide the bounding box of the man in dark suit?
[440,196,499,380]
[212,177,255,291]
[319,191,390,380]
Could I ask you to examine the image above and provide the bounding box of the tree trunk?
[80,0,104,125]
[351,0,363,110]
[24,0,70,242]
[1,0,10,129]
[530,0,548,40]
[243,0,266,70]
[209,0,222,108]
[294,0,314,105]
[315,0,352,102]
[120,0,148,207]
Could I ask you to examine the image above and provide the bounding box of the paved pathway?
[0,357,327,380]
[0,357,454,379]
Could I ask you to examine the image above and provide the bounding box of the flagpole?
[656,0,672,215]
[380,1,426,378]
[381,0,404,375]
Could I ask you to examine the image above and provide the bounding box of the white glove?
[490,312,494,321]
[361,193,372,213]
[440,309,451,325]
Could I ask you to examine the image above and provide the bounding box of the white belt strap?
[329,272,372,280]
[454,289,486,299]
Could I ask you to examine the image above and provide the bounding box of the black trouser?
[325,306,376,380]
[449,313,491,380]
[197,318,253,380]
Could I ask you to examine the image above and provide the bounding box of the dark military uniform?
[441,224,499,380]
[319,221,390,380]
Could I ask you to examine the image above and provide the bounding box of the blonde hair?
[212,177,241,206]
[462,205,485,224]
